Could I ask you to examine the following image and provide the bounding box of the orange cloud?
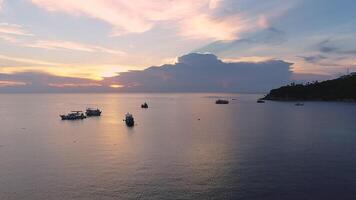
[48,83,102,88]
[209,0,221,9]
[0,54,136,80]
[31,0,245,40]
[109,84,124,88]
[180,14,244,41]
[0,80,27,87]
[223,56,274,63]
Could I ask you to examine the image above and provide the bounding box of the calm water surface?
[0,93,356,200]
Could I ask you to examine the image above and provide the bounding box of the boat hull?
[215,100,229,104]
[86,110,102,117]
[125,120,134,127]
[60,115,86,120]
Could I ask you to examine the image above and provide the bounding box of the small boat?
[295,103,304,106]
[141,102,148,108]
[60,111,86,120]
[257,99,265,103]
[124,113,135,127]
[86,108,102,117]
[215,99,229,104]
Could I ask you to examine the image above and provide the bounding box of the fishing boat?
[86,108,102,117]
[141,102,148,108]
[215,99,229,104]
[60,111,86,120]
[124,113,135,127]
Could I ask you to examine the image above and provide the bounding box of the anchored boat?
[124,113,135,127]
[141,102,148,108]
[60,111,86,120]
[215,99,229,104]
[86,108,102,117]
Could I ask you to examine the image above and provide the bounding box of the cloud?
[0,23,126,55]
[291,73,333,82]
[106,53,294,93]
[179,14,245,40]
[298,55,327,64]
[0,80,27,87]
[26,40,126,55]
[0,71,111,93]
[0,23,33,36]
[30,0,256,40]
[0,53,334,93]
[0,23,33,43]
[209,0,221,9]
[30,0,202,33]
[0,34,20,43]
[318,39,356,55]
[195,27,287,54]
[0,54,63,66]
[0,54,128,80]
[257,15,269,29]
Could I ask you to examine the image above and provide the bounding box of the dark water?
[0,93,356,200]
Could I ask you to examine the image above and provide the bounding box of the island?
[262,73,356,101]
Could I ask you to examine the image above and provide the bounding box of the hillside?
[263,73,356,101]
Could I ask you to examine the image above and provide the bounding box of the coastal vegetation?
[263,73,356,101]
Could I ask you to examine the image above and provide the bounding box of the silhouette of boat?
[141,102,148,108]
[124,113,135,127]
[86,108,102,117]
[215,99,229,104]
[295,103,304,106]
[257,99,265,103]
[60,111,86,120]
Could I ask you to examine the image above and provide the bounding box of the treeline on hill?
[263,73,356,101]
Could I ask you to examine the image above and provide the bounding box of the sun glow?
[109,84,124,88]
[223,56,274,63]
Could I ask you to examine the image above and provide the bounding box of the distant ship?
[257,99,265,103]
[86,108,102,117]
[295,103,304,106]
[125,113,135,127]
[215,99,229,104]
[141,102,148,108]
[60,111,86,120]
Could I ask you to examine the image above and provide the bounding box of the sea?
[0,93,355,200]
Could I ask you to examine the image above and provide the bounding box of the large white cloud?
[106,53,294,93]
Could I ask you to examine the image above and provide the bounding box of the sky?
[0,0,356,92]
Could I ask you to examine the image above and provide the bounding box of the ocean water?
[0,93,356,200]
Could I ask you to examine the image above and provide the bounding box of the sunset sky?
[0,0,356,92]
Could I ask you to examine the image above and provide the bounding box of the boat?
[86,108,102,117]
[295,103,304,106]
[60,111,86,120]
[124,113,135,127]
[141,102,148,108]
[215,99,229,104]
[257,99,265,103]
